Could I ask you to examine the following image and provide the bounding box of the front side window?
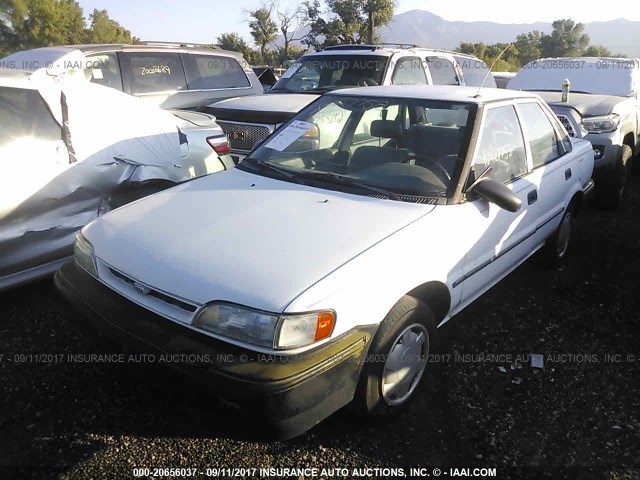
[517,102,561,168]
[84,53,123,91]
[270,55,388,93]
[183,54,250,90]
[239,95,475,201]
[121,53,187,95]
[0,87,61,148]
[473,105,527,184]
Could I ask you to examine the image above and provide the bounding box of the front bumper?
[54,261,375,439]
[584,132,621,172]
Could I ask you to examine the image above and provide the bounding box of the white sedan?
[55,85,594,438]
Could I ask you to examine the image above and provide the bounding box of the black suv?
[73,42,263,110]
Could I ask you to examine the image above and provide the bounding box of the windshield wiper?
[241,158,300,180]
[300,171,400,200]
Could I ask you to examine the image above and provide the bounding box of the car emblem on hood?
[228,130,246,141]
[133,282,150,295]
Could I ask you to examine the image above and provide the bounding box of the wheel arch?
[405,281,451,324]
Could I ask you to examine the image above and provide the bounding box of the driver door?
[457,104,538,305]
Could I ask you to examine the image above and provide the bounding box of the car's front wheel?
[354,295,436,415]
[595,145,632,209]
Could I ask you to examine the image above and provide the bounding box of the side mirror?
[471,178,522,212]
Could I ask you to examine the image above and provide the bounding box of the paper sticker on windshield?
[265,120,315,151]
[280,63,301,79]
[91,68,104,80]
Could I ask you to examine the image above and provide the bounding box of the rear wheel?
[354,295,436,415]
[541,204,575,268]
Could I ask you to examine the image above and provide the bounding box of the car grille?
[556,114,575,137]
[109,268,198,313]
[216,121,271,152]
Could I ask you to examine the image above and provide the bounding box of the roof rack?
[137,41,221,50]
[321,43,420,52]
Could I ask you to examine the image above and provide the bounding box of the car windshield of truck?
[508,59,635,97]
[239,94,475,201]
[270,55,388,93]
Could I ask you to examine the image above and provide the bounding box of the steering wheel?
[405,154,451,184]
[357,78,379,87]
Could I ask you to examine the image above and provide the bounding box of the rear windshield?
[271,54,389,93]
[183,54,250,90]
[0,87,60,147]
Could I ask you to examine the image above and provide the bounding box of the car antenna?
[474,44,512,98]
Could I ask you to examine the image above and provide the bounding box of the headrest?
[370,119,402,139]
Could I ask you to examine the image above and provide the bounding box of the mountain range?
[378,10,640,57]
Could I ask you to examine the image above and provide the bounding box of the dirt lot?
[1,178,639,480]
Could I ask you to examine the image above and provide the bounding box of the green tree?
[514,31,542,65]
[1,0,85,53]
[302,0,396,49]
[0,0,134,56]
[216,32,253,60]
[583,44,612,56]
[248,3,278,64]
[539,19,589,57]
[85,9,131,44]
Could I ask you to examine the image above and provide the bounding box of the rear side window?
[517,102,561,168]
[183,54,250,89]
[392,57,427,85]
[121,53,187,95]
[84,53,123,91]
[427,58,459,85]
[0,87,60,147]
[454,56,496,88]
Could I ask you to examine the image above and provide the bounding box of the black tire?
[540,203,576,268]
[354,295,437,415]
[595,145,632,209]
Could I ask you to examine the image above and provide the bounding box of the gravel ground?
[1,178,639,480]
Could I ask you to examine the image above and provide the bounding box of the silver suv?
[74,42,263,110]
[208,44,496,160]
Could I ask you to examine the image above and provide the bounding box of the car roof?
[530,56,638,63]
[0,68,35,89]
[328,84,540,104]
[308,45,479,59]
[68,42,243,58]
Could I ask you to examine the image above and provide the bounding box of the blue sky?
[77,1,640,46]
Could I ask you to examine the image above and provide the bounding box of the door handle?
[527,190,538,205]
[565,168,572,180]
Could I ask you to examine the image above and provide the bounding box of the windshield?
[508,59,635,96]
[270,55,388,93]
[239,94,475,201]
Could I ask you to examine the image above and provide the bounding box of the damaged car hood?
[532,91,627,116]
[84,167,434,313]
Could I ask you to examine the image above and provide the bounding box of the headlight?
[581,114,620,134]
[74,233,97,277]
[194,303,335,349]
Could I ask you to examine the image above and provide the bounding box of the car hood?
[84,167,434,312]
[208,93,319,124]
[532,91,625,116]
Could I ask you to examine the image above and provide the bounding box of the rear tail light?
[206,135,231,155]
